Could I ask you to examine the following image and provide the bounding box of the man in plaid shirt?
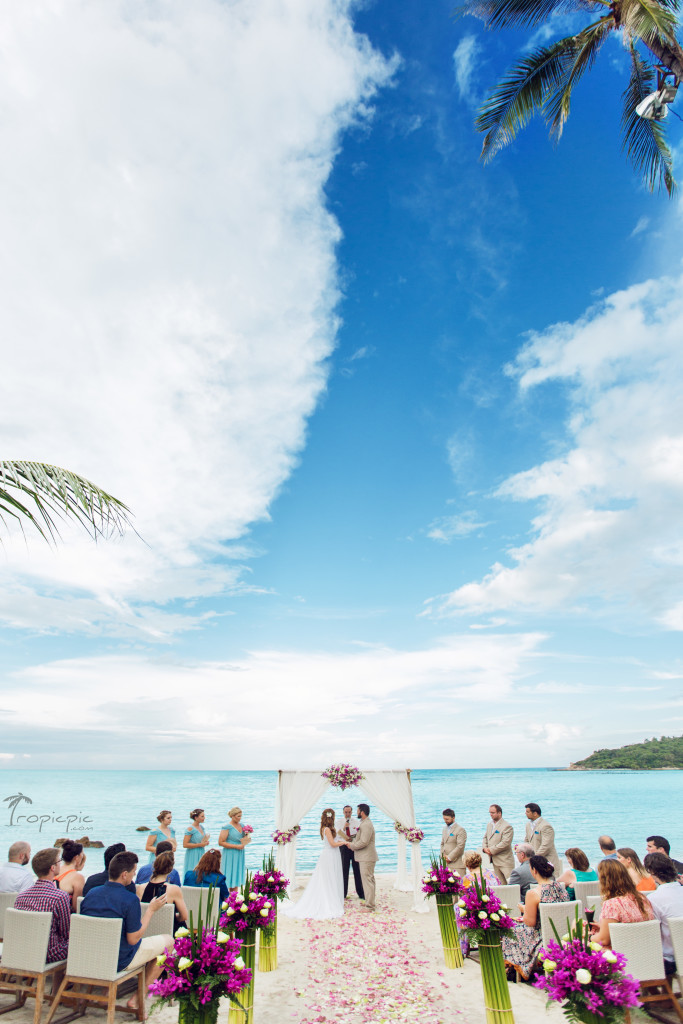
[15,847,71,962]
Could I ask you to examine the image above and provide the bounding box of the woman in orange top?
[55,840,87,911]
[617,847,656,891]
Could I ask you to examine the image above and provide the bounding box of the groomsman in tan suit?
[348,803,378,911]
[482,804,514,883]
[440,809,466,874]
[524,802,560,873]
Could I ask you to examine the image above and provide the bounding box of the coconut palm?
[461,0,683,194]
[0,461,132,543]
[3,792,33,826]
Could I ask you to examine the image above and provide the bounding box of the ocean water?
[1,768,681,878]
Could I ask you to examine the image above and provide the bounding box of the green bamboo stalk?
[258,905,277,972]
[478,932,515,1024]
[228,929,256,1024]
[436,894,464,969]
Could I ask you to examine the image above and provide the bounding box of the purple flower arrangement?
[395,821,425,843]
[271,824,300,845]
[149,930,251,1009]
[456,874,516,940]
[422,862,465,897]
[220,874,277,933]
[321,763,365,789]
[252,867,289,901]
[534,914,641,1024]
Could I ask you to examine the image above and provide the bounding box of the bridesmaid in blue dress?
[219,806,251,890]
[183,808,210,876]
[145,810,177,864]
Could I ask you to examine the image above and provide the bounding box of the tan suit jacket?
[525,817,560,871]
[440,822,466,874]
[349,817,378,863]
[482,818,515,882]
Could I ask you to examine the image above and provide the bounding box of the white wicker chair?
[180,887,220,929]
[44,916,147,1024]
[610,919,683,1023]
[0,895,17,942]
[539,900,581,948]
[573,880,601,906]
[0,909,68,1024]
[139,904,174,938]
[577,894,603,922]
[494,884,521,912]
[667,916,683,997]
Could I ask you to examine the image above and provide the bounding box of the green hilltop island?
[568,735,683,770]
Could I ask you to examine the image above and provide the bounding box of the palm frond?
[619,0,681,44]
[544,17,614,137]
[455,0,607,30]
[475,40,578,159]
[621,44,676,194]
[0,460,133,543]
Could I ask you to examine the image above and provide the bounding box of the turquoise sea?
[1,769,681,877]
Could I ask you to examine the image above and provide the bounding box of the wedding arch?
[273,767,429,913]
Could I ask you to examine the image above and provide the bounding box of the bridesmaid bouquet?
[271,825,300,845]
[241,825,254,836]
[535,911,641,1024]
[321,763,365,789]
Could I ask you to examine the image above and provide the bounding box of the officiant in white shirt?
[335,804,365,900]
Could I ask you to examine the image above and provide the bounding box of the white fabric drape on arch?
[274,769,428,914]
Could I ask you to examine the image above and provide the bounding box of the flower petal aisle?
[290,894,472,1024]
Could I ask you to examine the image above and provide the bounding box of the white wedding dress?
[282,828,345,920]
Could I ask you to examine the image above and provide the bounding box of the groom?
[348,803,377,912]
[336,804,365,901]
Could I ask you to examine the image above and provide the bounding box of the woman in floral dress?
[590,859,655,947]
[502,855,569,979]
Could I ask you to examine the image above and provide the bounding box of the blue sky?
[0,0,682,769]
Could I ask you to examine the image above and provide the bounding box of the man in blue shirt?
[598,836,619,862]
[135,841,181,887]
[81,851,172,1011]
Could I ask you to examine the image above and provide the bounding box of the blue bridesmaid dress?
[183,825,206,875]
[220,823,246,887]
[148,826,176,864]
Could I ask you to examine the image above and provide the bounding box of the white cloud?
[453,35,481,106]
[630,216,650,237]
[430,273,683,626]
[0,0,394,637]
[427,511,490,543]
[0,632,547,767]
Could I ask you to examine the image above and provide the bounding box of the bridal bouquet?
[457,872,516,1024]
[321,763,364,789]
[395,822,425,843]
[271,824,300,845]
[252,853,289,973]
[422,858,464,969]
[535,911,641,1024]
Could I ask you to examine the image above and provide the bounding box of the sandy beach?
[6,876,664,1024]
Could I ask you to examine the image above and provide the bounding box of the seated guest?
[82,851,172,1011]
[508,843,535,901]
[644,853,683,975]
[598,836,618,862]
[136,841,181,887]
[14,848,71,962]
[0,841,34,893]
[55,840,87,911]
[590,860,654,948]
[462,851,499,890]
[184,849,229,903]
[501,855,569,980]
[556,848,598,900]
[136,851,188,934]
[83,843,132,897]
[646,835,683,874]
[617,847,656,892]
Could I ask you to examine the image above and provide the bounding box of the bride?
[282,808,349,920]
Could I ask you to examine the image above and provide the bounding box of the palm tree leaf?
[475,40,578,159]
[455,0,607,30]
[544,17,614,137]
[621,44,676,194]
[0,460,133,543]
[619,0,681,44]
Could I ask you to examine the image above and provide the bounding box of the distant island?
[569,735,683,770]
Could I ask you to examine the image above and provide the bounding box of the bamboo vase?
[478,931,515,1024]
[227,929,256,1024]
[436,894,464,969]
